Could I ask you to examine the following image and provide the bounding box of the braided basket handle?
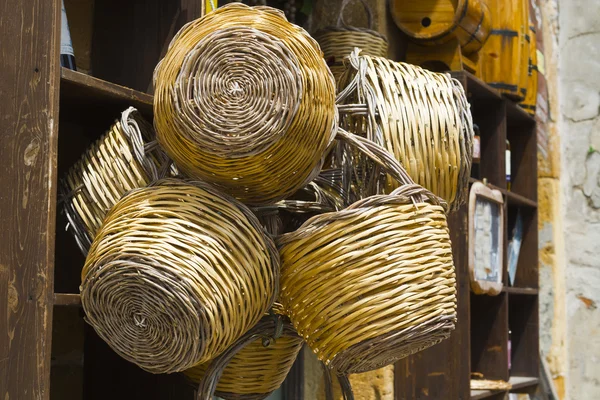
[196,315,287,400]
[337,0,374,30]
[335,127,415,187]
[322,362,355,400]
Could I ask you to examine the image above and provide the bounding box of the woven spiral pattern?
[278,184,457,374]
[154,3,336,205]
[336,51,474,212]
[62,107,171,254]
[185,312,303,400]
[81,179,279,374]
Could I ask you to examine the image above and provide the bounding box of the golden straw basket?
[335,50,474,212]
[186,307,304,400]
[314,0,388,83]
[153,3,336,205]
[278,129,457,374]
[81,178,279,374]
[61,107,172,254]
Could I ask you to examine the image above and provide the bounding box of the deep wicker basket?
[153,3,336,205]
[186,308,304,400]
[335,50,474,212]
[314,0,388,83]
[62,107,171,254]
[277,129,457,374]
[80,178,279,374]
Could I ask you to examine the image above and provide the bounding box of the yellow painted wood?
[479,0,529,99]
[391,0,491,54]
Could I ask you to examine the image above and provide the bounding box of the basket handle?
[322,363,355,400]
[335,127,415,188]
[196,315,290,400]
[337,0,374,30]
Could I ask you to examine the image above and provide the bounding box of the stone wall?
[558,0,600,398]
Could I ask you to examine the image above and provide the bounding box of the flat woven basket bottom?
[184,328,303,399]
[153,3,336,205]
[278,187,457,374]
[81,179,278,374]
[470,379,512,391]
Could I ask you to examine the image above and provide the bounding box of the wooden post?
[0,0,60,398]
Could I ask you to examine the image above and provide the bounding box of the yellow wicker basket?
[81,178,279,374]
[186,309,304,400]
[61,107,171,254]
[278,129,457,374]
[335,50,474,212]
[153,3,336,205]
[314,0,388,83]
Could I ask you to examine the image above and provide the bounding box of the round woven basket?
[81,178,279,374]
[61,107,171,254]
[153,3,336,205]
[186,308,304,400]
[278,129,457,374]
[314,0,388,83]
[336,50,474,212]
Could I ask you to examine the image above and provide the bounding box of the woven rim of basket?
[61,107,171,255]
[153,3,336,205]
[335,50,474,212]
[80,178,279,374]
[276,129,456,374]
[187,311,303,400]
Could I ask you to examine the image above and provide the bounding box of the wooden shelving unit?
[395,71,540,400]
[2,0,539,399]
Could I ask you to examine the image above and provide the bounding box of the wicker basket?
[335,50,474,212]
[61,107,171,254]
[153,3,336,205]
[314,0,388,83]
[278,129,457,374]
[186,308,304,400]
[81,178,279,374]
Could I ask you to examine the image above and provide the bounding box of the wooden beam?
[0,0,61,398]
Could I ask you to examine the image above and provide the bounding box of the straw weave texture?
[185,312,303,400]
[154,3,336,205]
[336,50,474,212]
[278,130,457,374]
[81,179,279,374]
[62,107,170,254]
[314,0,388,82]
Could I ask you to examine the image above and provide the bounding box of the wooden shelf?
[53,293,82,307]
[509,376,539,391]
[451,71,502,102]
[60,68,153,116]
[505,190,538,208]
[506,99,535,127]
[503,287,539,295]
[470,389,503,400]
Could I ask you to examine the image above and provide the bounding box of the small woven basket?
[186,308,304,400]
[335,50,474,212]
[81,178,279,374]
[278,129,457,374]
[314,0,388,83]
[154,3,336,205]
[61,107,171,254]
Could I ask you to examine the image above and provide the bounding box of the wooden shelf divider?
[53,293,82,307]
[60,68,153,116]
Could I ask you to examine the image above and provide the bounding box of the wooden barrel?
[479,0,529,100]
[520,24,538,115]
[390,0,491,55]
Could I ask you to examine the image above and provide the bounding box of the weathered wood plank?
[0,0,61,398]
